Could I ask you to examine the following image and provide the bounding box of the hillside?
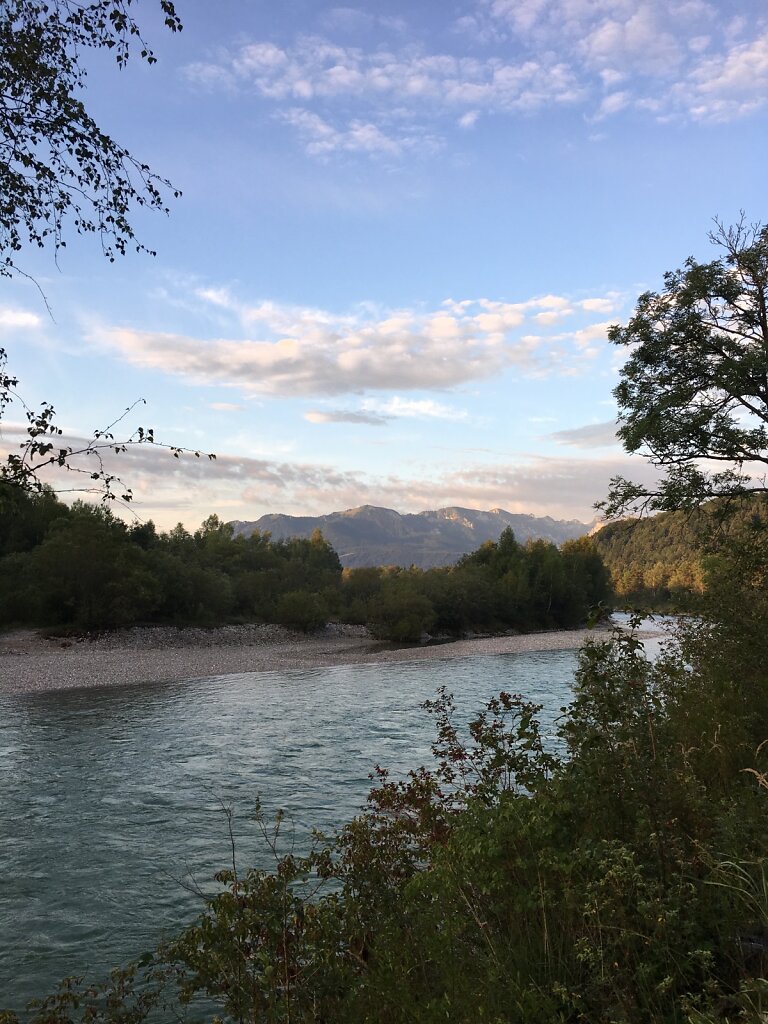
[230,505,595,568]
[591,495,768,604]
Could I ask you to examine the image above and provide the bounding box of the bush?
[273,590,328,632]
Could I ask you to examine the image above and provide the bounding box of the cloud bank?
[549,420,621,449]
[0,424,659,527]
[94,291,618,398]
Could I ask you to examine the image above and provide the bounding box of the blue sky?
[3,0,767,529]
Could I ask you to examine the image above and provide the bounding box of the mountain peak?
[230,504,593,569]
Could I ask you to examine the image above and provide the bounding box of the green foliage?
[1,0,182,277]
[366,574,436,641]
[0,490,343,630]
[274,590,328,633]
[593,494,768,608]
[602,217,768,517]
[0,494,611,637]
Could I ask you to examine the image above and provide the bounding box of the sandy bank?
[0,622,624,696]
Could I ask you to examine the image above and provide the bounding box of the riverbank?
[0,620,644,695]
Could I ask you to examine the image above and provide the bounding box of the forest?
[0,484,610,640]
[592,496,768,608]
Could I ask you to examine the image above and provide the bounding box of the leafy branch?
[0,346,214,507]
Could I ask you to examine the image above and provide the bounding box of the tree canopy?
[600,217,768,516]
[0,0,182,278]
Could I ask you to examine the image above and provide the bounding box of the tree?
[1,0,182,278]
[0,2,218,503]
[600,216,768,517]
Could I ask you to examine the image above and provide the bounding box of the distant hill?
[590,495,768,604]
[230,505,596,568]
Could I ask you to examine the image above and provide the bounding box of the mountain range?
[230,505,596,569]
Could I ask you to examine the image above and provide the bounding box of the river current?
[0,627,666,1012]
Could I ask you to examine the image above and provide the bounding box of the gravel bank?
[0,622,618,696]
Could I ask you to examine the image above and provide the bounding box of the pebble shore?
[0,622,617,696]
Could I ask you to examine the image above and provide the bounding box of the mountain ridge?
[230,504,596,568]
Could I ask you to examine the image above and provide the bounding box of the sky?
[3,0,767,530]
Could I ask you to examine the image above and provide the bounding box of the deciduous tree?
[1,0,182,278]
[0,1,218,503]
[601,216,768,516]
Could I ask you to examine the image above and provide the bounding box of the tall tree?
[600,216,768,517]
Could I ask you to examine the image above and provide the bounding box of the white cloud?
[183,5,768,162]
[474,0,768,123]
[305,396,468,425]
[92,290,620,398]
[580,5,683,76]
[458,109,480,128]
[280,107,428,157]
[595,89,631,118]
[571,320,613,348]
[0,307,42,329]
[680,30,768,121]
[184,34,585,158]
[579,295,619,313]
[362,396,468,420]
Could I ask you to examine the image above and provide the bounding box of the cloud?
[0,424,368,518]
[0,306,42,329]
[209,402,243,412]
[472,0,768,124]
[679,30,768,121]
[280,107,433,157]
[548,420,621,448]
[0,423,658,525]
[595,89,632,118]
[305,396,468,425]
[362,396,468,420]
[580,5,683,77]
[579,295,619,313]
[571,320,613,348]
[182,8,768,164]
[184,12,768,149]
[92,290,619,398]
[184,34,585,157]
[305,409,388,425]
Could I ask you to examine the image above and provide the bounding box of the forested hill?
[230,504,594,568]
[591,495,768,605]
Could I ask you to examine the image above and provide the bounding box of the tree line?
[0,485,611,638]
